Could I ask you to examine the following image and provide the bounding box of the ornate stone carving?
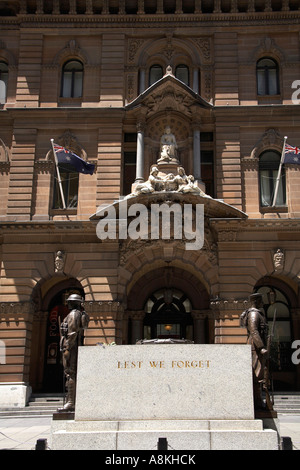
[251,128,283,159]
[54,250,65,274]
[193,38,211,63]
[128,39,145,62]
[0,302,35,316]
[251,37,285,63]
[273,248,284,273]
[128,126,210,198]
[130,165,207,196]
[45,130,88,163]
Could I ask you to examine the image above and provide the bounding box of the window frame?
[256,57,280,96]
[0,61,8,104]
[149,64,164,87]
[60,59,84,98]
[175,64,189,86]
[52,163,79,210]
[259,150,286,208]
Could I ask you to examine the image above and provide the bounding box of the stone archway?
[254,275,299,390]
[124,263,212,344]
[29,276,84,392]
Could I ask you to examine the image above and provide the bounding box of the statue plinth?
[156,160,180,177]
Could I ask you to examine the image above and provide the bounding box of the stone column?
[195,0,202,13]
[193,123,202,181]
[129,311,145,344]
[36,0,44,14]
[69,0,77,14]
[119,0,126,14]
[102,0,109,14]
[176,0,183,13]
[137,0,145,14]
[157,0,164,13]
[139,68,146,94]
[192,312,207,344]
[192,68,199,94]
[135,122,145,183]
[86,0,93,14]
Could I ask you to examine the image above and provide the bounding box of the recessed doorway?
[42,287,84,392]
[143,288,193,341]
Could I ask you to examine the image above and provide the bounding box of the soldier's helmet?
[249,293,263,301]
[67,293,83,304]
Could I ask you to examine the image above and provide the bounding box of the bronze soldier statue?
[240,293,269,410]
[58,294,89,412]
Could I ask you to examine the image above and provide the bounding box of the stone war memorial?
[50,130,280,451]
[51,342,279,450]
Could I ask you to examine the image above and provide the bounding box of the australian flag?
[53,143,95,175]
[284,143,300,164]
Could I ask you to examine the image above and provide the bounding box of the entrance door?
[42,288,83,392]
[143,289,193,341]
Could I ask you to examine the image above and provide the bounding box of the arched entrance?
[125,265,211,344]
[254,276,298,391]
[43,286,84,392]
[30,277,84,393]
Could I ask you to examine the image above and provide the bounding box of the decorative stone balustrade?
[1,0,299,16]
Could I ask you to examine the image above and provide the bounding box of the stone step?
[273,393,300,414]
[0,393,65,417]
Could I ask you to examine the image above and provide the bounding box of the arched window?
[149,64,163,86]
[61,60,83,98]
[256,58,279,96]
[175,64,189,86]
[0,61,8,104]
[259,150,286,207]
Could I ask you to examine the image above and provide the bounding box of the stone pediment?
[91,192,247,222]
[125,67,213,119]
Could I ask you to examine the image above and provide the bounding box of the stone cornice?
[213,104,300,116]
[2,107,125,120]
[0,11,300,28]
[0,220,98,233]
[1,104,299,121]
[210,218,300,232]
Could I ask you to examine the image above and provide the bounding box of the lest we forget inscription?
[74,344,254,422]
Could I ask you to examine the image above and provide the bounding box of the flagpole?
[272,135,288,207]
[51,139,66,209]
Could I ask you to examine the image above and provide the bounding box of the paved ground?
[0,414,299,450]
[0,416,52,450]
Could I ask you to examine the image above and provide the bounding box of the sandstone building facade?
[0,0,300,405]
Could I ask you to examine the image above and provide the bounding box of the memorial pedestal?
[50,344,279,450]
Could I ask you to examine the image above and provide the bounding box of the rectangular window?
[53,166,79,209]
[0,64,8,104]
[123,132,137,196]
[200,149,214,199]
[123,151,136,196]
[260,169,285,207]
